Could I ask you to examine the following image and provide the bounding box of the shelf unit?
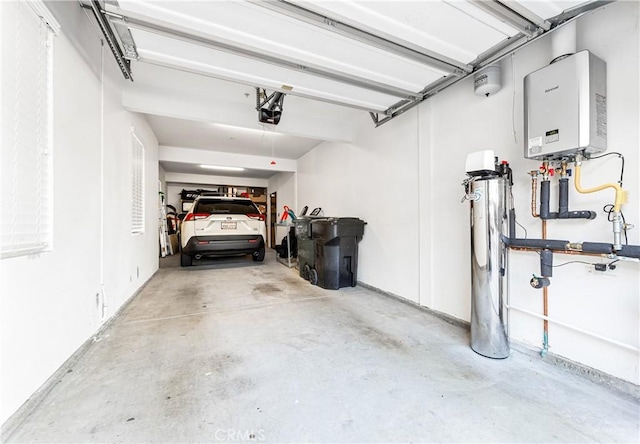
[276,222,297,268]
[178,186,267,214]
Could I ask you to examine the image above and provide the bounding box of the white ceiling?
[158,161,278,179]
[149,114,324,179]
[146,115,324,158]
[90,0,597,183]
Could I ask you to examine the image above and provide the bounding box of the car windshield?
[194,199,258,215]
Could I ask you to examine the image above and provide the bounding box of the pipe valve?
[612,211,624,251]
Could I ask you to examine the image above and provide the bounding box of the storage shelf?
[276,221,297,268]
[276,255,297,268]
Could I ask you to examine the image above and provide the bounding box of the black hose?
[558,178,569,215]
[558,178,596,219]
[580,243,639,257]
[509,209,516,238]
[580,242,614,254]
[618,245,640,258]
[540,249,553,277]
[539,180,558,220]
[501,236,569,250]
[562,210,597,219]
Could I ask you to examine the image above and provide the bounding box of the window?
[0,1,58,259]
[131,131,145,234]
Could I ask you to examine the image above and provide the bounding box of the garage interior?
[1,0,639,442]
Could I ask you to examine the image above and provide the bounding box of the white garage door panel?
[297,0,520,63]
[118,0,449,92]
[102,0,604,119]
[515,0,586,20]
[131,28,404,111]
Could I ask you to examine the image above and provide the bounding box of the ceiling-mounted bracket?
[256,88,286,125]
[102,12,139,61]
[547,0,614,27]
[82,1,133,80]
[469,0,546,38]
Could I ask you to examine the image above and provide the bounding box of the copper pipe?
[530,173,539,218]
[507,246,604,257]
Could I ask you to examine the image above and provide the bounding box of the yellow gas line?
[574,160,627,212]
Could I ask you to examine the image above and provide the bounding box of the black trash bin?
[309,217,366,289]
[293,216,327,280]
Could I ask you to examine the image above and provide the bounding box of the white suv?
[180,196,267,266]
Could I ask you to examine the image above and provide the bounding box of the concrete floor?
[6,252,639,443]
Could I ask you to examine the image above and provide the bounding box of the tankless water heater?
[524,50,606,160]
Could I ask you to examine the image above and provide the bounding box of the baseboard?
[1,272,157,441]
[357,280,639,399]
[510,341,640,399]
[357,281,471,330]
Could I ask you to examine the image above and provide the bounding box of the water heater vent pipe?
[551,20,577,63]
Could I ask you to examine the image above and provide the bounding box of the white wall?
[424,1,639,384]
[0,2,160,424]
[159,165,167,200]
[297,2,639,384]
[297,112,421,301]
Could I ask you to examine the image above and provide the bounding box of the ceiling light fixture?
[212,123,282,136]
[200,165,245,172]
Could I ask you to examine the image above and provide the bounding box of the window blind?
[131,131,145,234]
[1,1,56,259]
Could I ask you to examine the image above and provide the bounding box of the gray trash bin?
[293,216,327,280]
[309,218,366,289]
